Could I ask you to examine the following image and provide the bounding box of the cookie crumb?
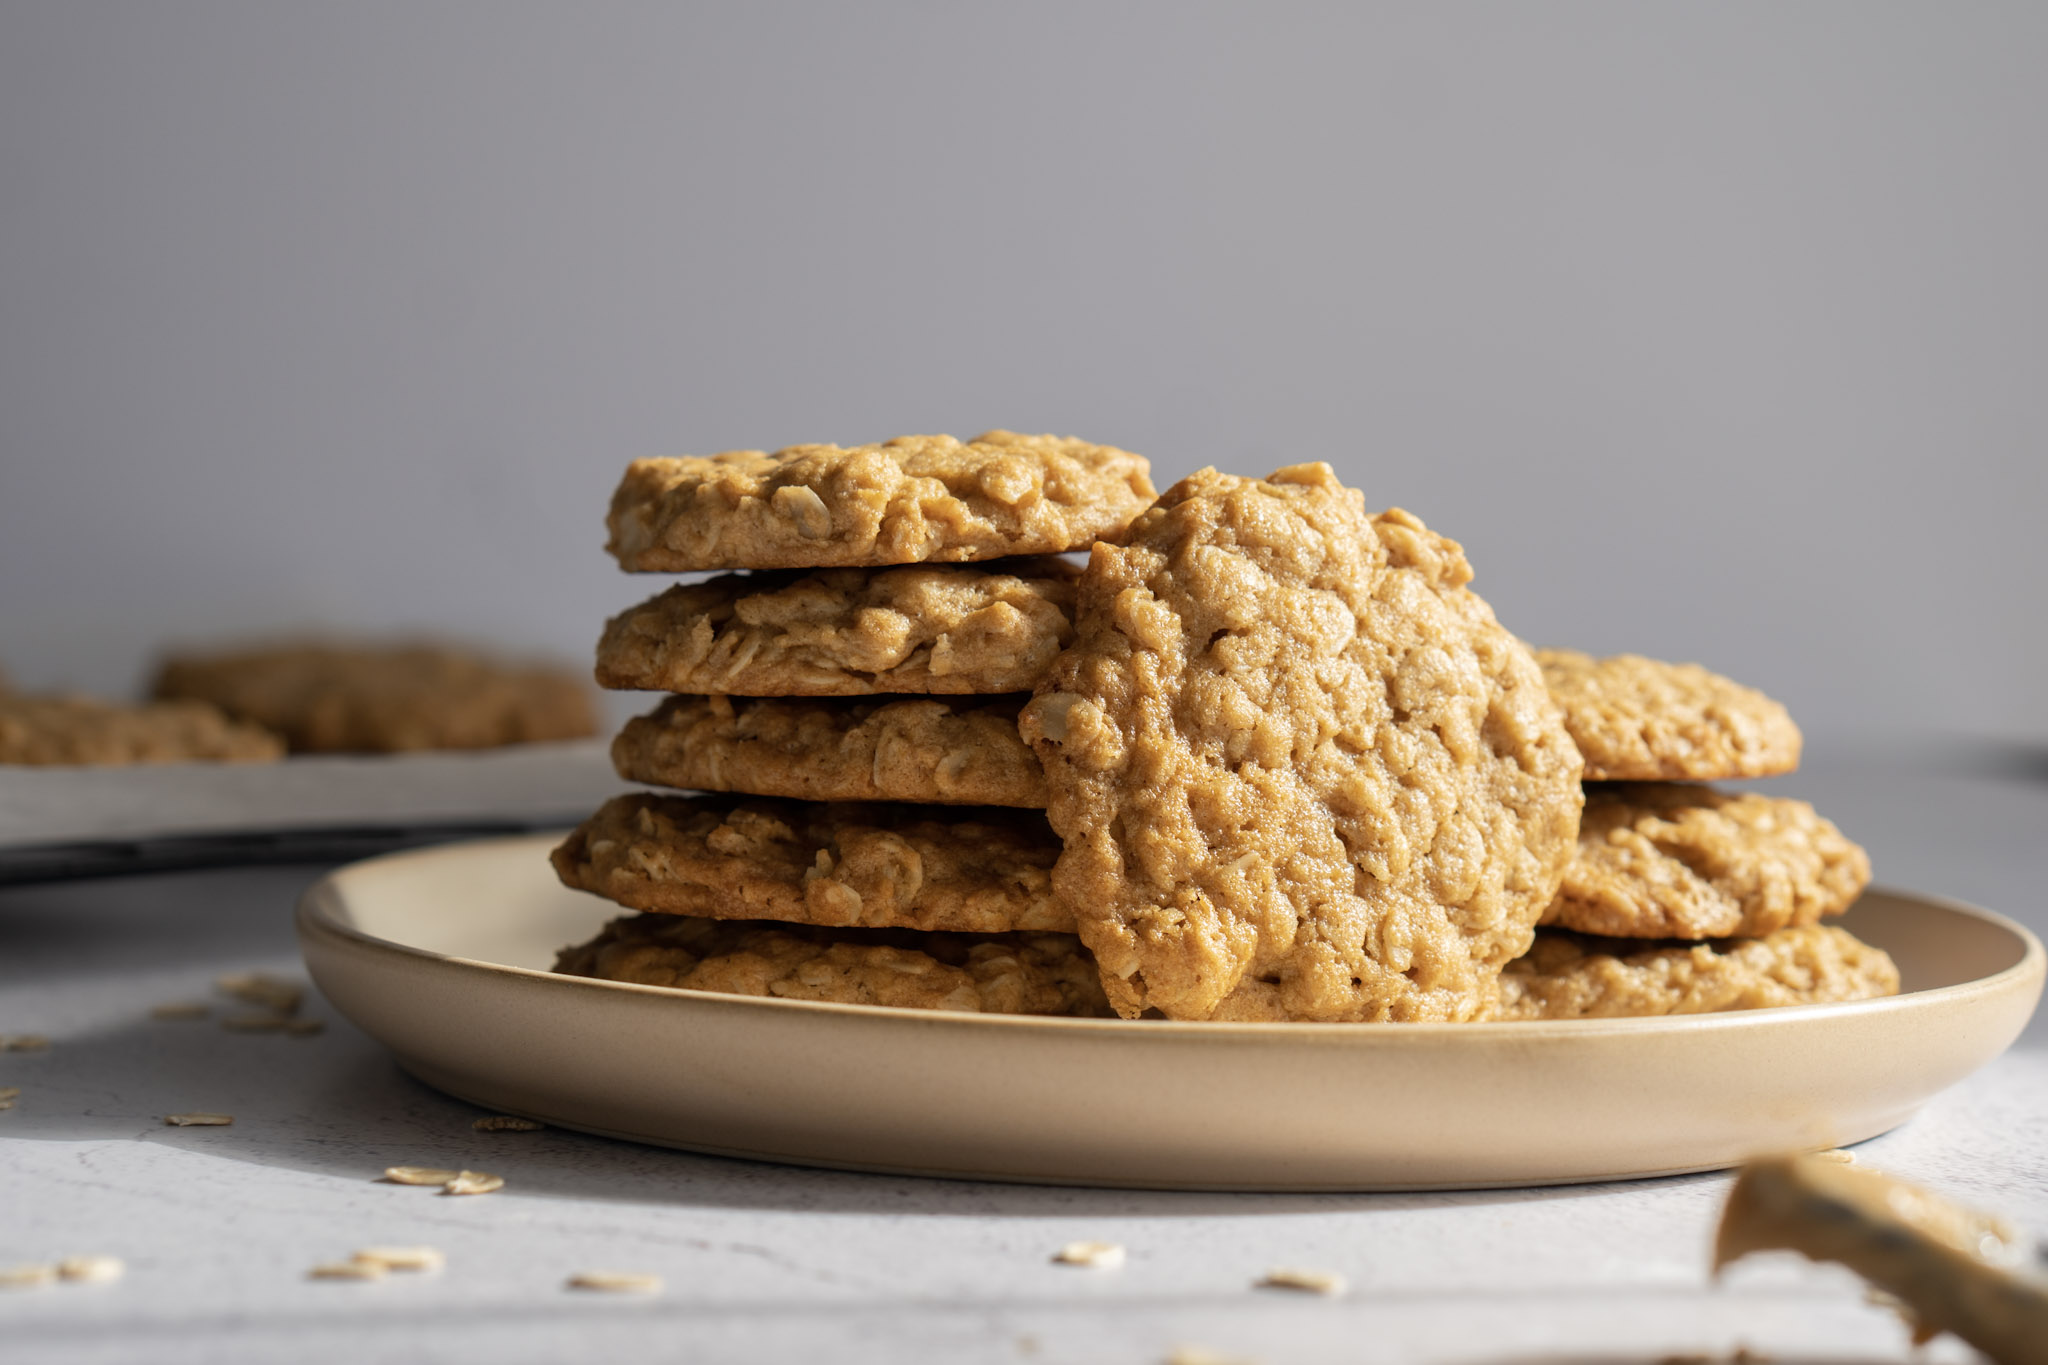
[381,1165,459,1185]
[441,1170,504,1196]
[56,1256,124,1283]
[1257,1267,1345,1295]
[150,1003,209,1021]
[164,1113,233,1127]
[0,1086,18,1110]
[567,1270,662,1293]
[1052,1240,1125,1269]
[214,972,303,1016]
[309,1260,386,1281]
[5,1034,51,1052]
[1813,1148,1857,1164]
[352,1246,444,1273]
[0,1264,55,1290]
[472,1115,545,1132]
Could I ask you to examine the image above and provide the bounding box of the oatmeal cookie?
[606,430,1155,572]
[1490,924,1899,1020]
[555,913,1111,1016]
[1020,465,1584,1022]
[152,643,598,753]
[552,792,1070,934]
[0,693,282,766]
[1543,783,1870,939]
[1537,649,1802,781]
[614,694,1045,807]
[595,560,1077,697]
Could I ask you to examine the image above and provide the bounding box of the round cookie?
[0,693,282,766]
[1019,465,1584,1023]
[1536,649,1802,782]
[554,913,1112,1017]
[614,694,1045,807]
[606,430,1157,572]
[153,643,598,754]
[1542,783,1870,939]
[551,792,1070,935]
[595,560,1077,698]
[1489,924,1898,1021]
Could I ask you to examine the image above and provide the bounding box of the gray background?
[2,2,2043,744]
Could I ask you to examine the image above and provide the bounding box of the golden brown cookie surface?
[595,560,1077,697]
[606,431,1156,572]
[555,912,1111,1017]
[153,643,597,754]
[551,792,1070,934]
[614,694,1045,807]
[1543,783,1871,939]
[1020,465,1583,1023]
[1489,924,1898,1020]
[0,693,282,766]
[1536,649,1802,781]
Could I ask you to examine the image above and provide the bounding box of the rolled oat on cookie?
[595,560,1077,698]
[1542,783,1871,940]
[614,694,1045,807]
[1536,649,1801,782]
[1489,923,1898,1021]
[555,913,1112,1017]
[1020,464,1583,1022]
[551,792,1070,935]
[606,430,1156,572]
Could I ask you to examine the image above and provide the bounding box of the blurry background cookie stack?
[1494,651,1898,1020]
[550,431,1155,1016]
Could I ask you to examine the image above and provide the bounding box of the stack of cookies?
[1490,651,1894,1019]
[553,448,1896,1027]
[551,432,1157,1016]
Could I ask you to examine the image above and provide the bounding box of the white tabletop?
[2,747,2044,1364]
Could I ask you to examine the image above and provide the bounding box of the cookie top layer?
[595,560,1077,697]
[153,643,598,754]
[1543,783,1870,939]
[606,431,1157,572]
[1020,465,1584,1022]
[1490,924,1898,1021]
[615,694,1045,807]
[552,792,1070,935]
[0,693,283,766]
[1536,649,1802,782]
[554,913,1111,1017]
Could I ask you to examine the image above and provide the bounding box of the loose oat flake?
[1257,1267,1346,1295]
[441,1170,505,1196]
[165,1113,233,1127]
[150,1003,210,1021]
[0,1264,56,1290]
[473,1115,545,1132]
[309,1260,386,1281]
[215,972,303,1016]
[352,1246,444,1273]
[56,1256,124,1283]
[382,1166,460,1186]
[5,1035,51,1052]
[567,1270,662,1293]
[1052,1240,1126,1269]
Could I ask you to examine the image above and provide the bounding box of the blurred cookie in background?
[0,688,282,766]
[152,642,598,754]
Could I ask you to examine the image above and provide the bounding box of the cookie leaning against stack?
[551,431,1156,1016]
[1490,650,1896,1020]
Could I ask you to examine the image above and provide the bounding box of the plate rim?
[297,831,2047,1041]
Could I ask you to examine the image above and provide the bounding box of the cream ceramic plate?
[299,835,2043,1191]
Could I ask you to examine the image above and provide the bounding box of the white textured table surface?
[2,752,2044,1365]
